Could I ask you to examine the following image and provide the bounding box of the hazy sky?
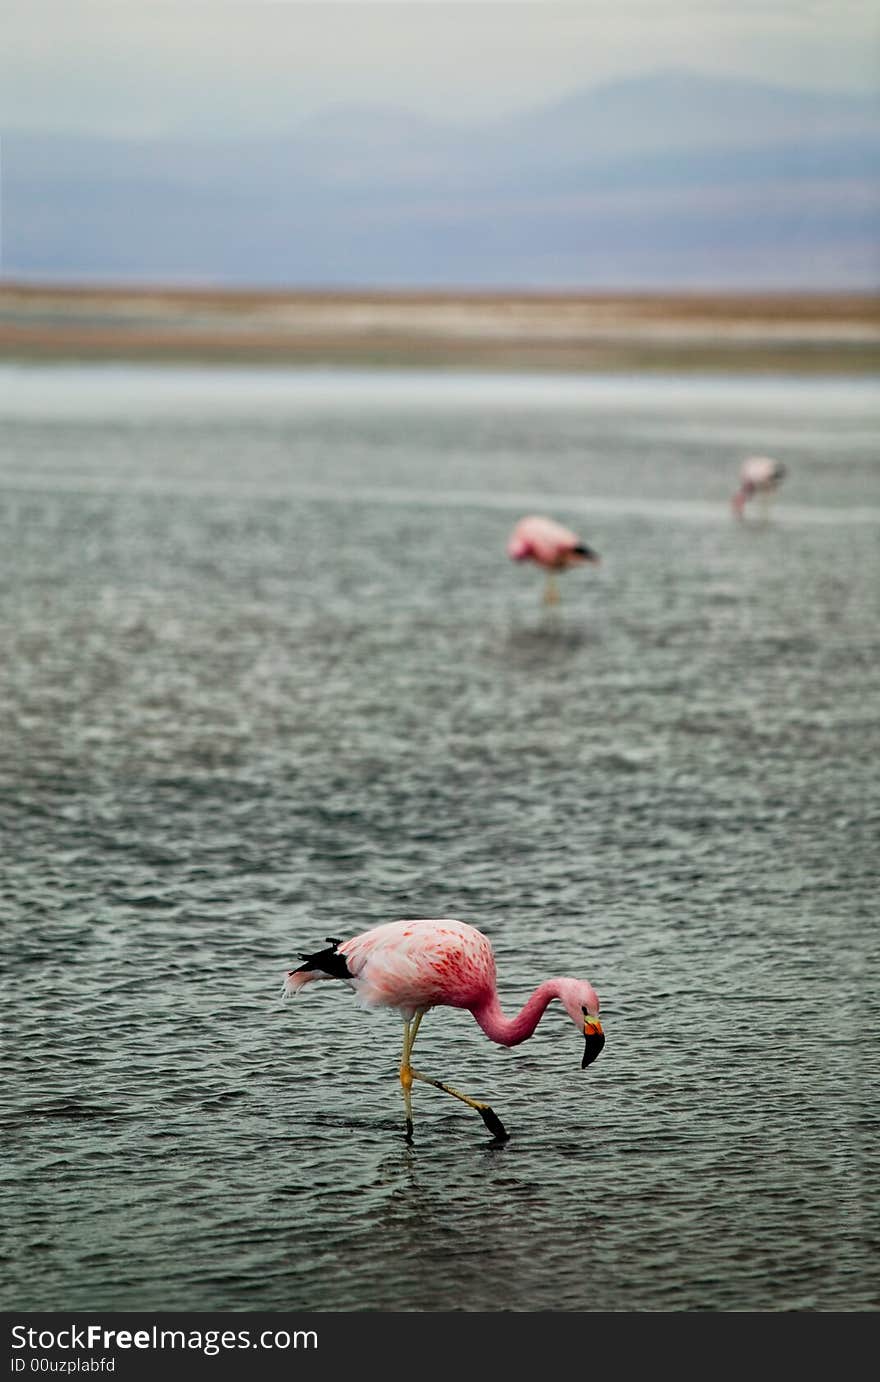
[3,1,879,137]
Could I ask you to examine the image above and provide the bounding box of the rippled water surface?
[2,365,878,1313]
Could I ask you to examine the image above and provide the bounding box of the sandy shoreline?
[1,282,879,374]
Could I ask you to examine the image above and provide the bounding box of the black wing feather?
[293,937,352,980]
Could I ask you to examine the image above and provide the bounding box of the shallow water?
[1,365,878,1313]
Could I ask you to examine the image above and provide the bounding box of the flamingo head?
[557,979,605,1069]
[571,542,601,566]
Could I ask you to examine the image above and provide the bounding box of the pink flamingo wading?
[285,918,605,1142]
[507,514,600,605]
[731,455,787,520]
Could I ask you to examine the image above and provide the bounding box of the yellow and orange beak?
[582,1011,605,1069]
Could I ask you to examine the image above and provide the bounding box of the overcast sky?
[3,1,879,137]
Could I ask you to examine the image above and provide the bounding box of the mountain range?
[3,70,878,290]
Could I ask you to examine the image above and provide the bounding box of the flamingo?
[507,514,600,604]
[284,918,605,1142]
[731,455,787,520]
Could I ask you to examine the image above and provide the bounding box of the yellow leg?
[399,1012,425,1142]
[400,1013,508,1140]
[411,1068,508,1141]
[543,573,561,605]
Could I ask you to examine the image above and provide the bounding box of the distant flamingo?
[285,918,605,1142]
[731,455,787,520]
[507,514,600,604]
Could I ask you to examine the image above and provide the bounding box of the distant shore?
[1,282,879,374]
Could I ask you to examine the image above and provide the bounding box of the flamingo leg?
[402,1012,507,1140]
[543,573,561,606]
[399,1011,425,1142]
[410,1068,509,1141]
[400,1019,414,1141]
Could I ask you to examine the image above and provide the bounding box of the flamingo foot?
[478,1106,509,1141]
[412,1069,509,1139]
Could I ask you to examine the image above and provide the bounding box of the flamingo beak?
[573,543,600,564]
[581,1013,605,1069]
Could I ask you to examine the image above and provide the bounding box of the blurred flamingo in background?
[731,455,787,520]
[285,918,605,1142]
[507,514,600,604]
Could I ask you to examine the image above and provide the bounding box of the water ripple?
[2,368,878,1312]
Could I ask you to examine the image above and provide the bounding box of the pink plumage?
[731,455,787,518]
[507,514,599,569]
[336,919,497,1018]
[507,515,599,604]
[285,918,604,1141]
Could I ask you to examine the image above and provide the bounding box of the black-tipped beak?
[573,543,600,564]
[582,1019,605,1069]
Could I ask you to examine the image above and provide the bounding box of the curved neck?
[470,980,570,1048]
